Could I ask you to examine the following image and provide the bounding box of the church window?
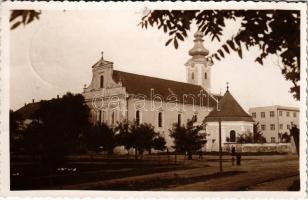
[97,110,102,124]
[192,114,197,122]
[136,110,141,125]
[204,72,207,79]
[177,114,182,126]
[158,112,163,127]
[191,72,194,80]
[111,112,115,125]
[230,130,236,142]
[100,75,104,88]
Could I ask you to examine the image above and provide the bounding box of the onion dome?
[188,31,209,57]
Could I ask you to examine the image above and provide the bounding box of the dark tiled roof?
[205,90,253,122]
[112,70,220,107]
[15,102,41,120]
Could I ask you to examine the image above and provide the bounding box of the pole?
[219,118,223,172]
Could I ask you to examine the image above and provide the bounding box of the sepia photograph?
[2,1,306,196]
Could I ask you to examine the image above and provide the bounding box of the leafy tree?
[23,92,90,167]
[169,119,206,160]
[152,136,166,151]
[114,121,134,155]
[9,110,22,153]
[133,122,158,157]
[253,122,266,143]
[140,10,300,100]
[86,123,116,155]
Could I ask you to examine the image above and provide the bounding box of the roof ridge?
[113,70,204,89]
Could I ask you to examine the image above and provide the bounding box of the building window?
[286,111,290,117]
[270,111,275,117]
[97,110,102,124]
[261,112,265,118]
[270,124,275,130]
[287,124,290,129]
[271,137,276,143]
[100,75,104,88]
[279,110,283,116]
[252,112,256,118]
[177,114,182,126]
[293,112,297,117]
[191,72,194,80]
[204,72,207,79]
[192,114,197,122]
[230,130,236,142]
[261,124,266,131]
[158,112,163,127]
[279,124,283,130]
[111,112,115,125]
[136,110,141,125]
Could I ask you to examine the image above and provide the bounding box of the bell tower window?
[100,75,104,88]
[204,72,207,79]
[191,72,194,80]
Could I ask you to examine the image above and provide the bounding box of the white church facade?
[82,31,254,151]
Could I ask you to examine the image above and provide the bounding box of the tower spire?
[188,31,209,57]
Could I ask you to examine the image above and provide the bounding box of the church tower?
[185,31,211,91]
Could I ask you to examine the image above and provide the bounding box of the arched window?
[111,112,115,125]
[100,75,104,88]
[191,72,194,80]
[158,112,163,127]
[177,114,182,126]
[204,72,207,79]
[136,110,140,125]
[192,114,197,122]
[98,110,102,124]
[230,130,236,142]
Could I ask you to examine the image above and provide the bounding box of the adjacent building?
[205,87,254,151]
[249,106,299,143]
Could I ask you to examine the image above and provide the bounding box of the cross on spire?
[101,51,104,60]
[226,81,229,92]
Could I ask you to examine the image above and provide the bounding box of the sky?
[10,9,299,111]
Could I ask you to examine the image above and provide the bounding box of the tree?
[140,10,300,100]
[152,136,167,151]
[9,110,22,153]
[23,92,90,168]
[169,119,206,160]
[114,121,134,155]
[86,123,116,155]
[253,122,266,143]
[133,122,158,157]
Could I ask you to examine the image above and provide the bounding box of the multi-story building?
[248,106,299,143]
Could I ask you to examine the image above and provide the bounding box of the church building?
[82,31,220,148]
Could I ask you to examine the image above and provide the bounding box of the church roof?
[112,70,220,107]
[204,90,254,122]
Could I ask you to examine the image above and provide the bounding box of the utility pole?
[218,118,223,173]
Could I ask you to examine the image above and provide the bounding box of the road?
[56,154,299,191]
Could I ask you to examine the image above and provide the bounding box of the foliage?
[10,10,41,30]
[86,123,116,154]
[22,93,90,167]
[169,119,206,159]
[152,136,167,151]
[140,10,300,100]
[253,122,267,143]
[278,132,291,143]
[115,121,164,158]
[9,110,23,153]
[114,121,135,153]
[132,122,159,156]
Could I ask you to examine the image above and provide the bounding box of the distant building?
[248,106,299,143]
[205,87,254,151]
